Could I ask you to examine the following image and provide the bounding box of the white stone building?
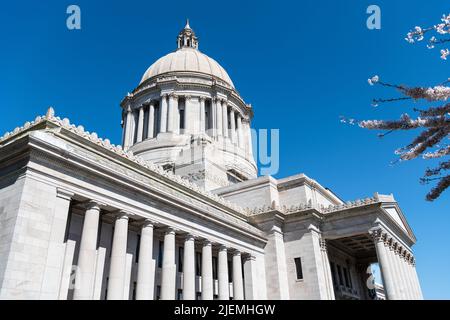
[0,22,422,300]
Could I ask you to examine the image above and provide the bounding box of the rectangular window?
[158,241,164,268]
[132,281,137,300]
[178,247,184,273]
[135,234,141,263]
[337,265,344,286]
[212,256,218,280]
[343,267,350,287]
[177,289,183,300]
[195,252,202,276]
[205,100,211,131]
[156,286,161,300]
[228,260,233,282]
[294,257,303,280]
[196,292,201,300]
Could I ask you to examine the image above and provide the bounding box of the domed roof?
[139,21,235,88]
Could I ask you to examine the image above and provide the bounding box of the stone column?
[229,109,236,143]
[232,251,244,300]
[319,239,336,300]
[147,102,155,139]
[243,255,258,300]
[160,94,168,133]
[160,227,176,300]
[393,246,407,299]
[222,101,228,138]
[211,97,217,138]
[136,106,144,143]
[183,234,196,300]
[237,114,244,148]
[216,98,223,138]
[201,240,214,300]
[400,250,414,299]
[123,106,133,150]
[244,120,254,158]
[371,229,397,300]
[73,201,101,300]
[107,213,129,300]
[167,94,179,133]
[218,245,229,300]
[199,97,206,134]
[136,220,155,300]
[385,240,401,299]
[405,254,417,299]
[410,259,423,299]
[183,95,191,134]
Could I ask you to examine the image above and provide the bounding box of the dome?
[140,48,235,88]
[139,21,235,88]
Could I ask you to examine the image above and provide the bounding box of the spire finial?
[185,18,190,29]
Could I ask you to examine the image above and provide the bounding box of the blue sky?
[0,0,448,299]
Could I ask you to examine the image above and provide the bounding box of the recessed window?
[195,252,202,276]
[135,234,141,263]
[158,241,164,268]
[178,247,184,273]
[213,256,218,280]
[294,257,303,280]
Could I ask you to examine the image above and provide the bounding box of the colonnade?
[122,93,252,153]
[370,228,422,300]
[71,200,255,300]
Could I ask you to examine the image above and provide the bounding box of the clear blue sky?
[0,0,448,299]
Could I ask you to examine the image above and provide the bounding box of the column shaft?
[136,106,144,143]
[232,251,244,300]
[372,230,397,300]
[243,255,259,300]
[167,94,179,133]
[183,235,196,300]
[107,214,129,300]
[73,201,101,300]
[222,101,228,138]
[200,97,206,134]
[216,99,223,138]
[160,94,168,133]
[147,103,155,139]
[230,110,236,143]
[160,228,176,300]
[218,246,229,300]
[136,221,155,300]
[201,241,213,300]
[237,115,244,148]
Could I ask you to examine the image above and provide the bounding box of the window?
[212,257,218,280]
[179,98,185,131]
[195,252,202,276]
[228,260,233,281]
[205,100,211,132]
[294,257,303,280]
[178,247,184,273]
[158,241,164,268]
[177,289,183,300]
[337,265,344,286]
[196,292,201,300]
[135,234,141,263]
[132,281,137,300]
[343,267,350,288]
[156,286,161,300]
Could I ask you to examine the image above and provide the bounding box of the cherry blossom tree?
[344,14,450,201]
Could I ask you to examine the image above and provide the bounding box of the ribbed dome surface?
[140,47,234,88]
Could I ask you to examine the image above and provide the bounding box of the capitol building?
[0,22,422,300]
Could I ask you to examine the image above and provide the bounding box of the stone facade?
[0,22,422,300]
